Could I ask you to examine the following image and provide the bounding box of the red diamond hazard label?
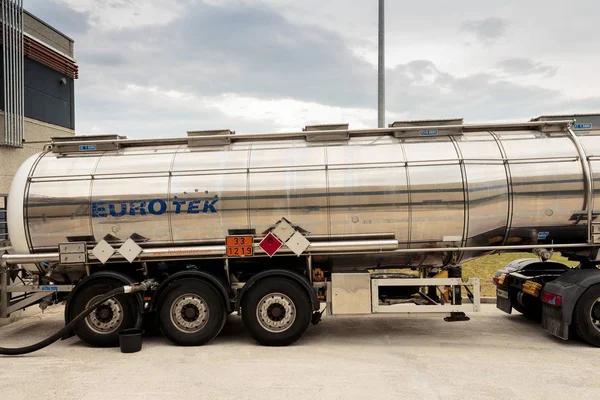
[259,233,283,257]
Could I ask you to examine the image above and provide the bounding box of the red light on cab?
[541,292,562,307]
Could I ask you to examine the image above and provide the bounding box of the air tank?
[7,115,600,270]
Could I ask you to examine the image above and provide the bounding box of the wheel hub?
[170,294,209,333]
[183,305,198,320]
[591,297,600,332]
[97,306,112,322]
[256,293,296,333]
[268,304,284,320]
[85,297,123,334]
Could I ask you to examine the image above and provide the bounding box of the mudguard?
[541,269,600,340]
[234,269,320,312]
[494,258,568,279]
[150,270,232,312]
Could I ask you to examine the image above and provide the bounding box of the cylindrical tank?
[7,119,597,269]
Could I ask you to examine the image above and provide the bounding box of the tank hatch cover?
[303,123,349,131]
[302,123,350,142]
[187,129,235,146]
[389,118,464,138]
[532,114,600,132]
[51,134,127,154]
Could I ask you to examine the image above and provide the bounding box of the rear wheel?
[241,277,311,346]
[70,279,140,347]
[158,279,227,346]
[573,284,600,347]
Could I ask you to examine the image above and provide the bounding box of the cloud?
[495,58,557,77]
[77,55,598,138]
[25,0,91,34]
[22,0,600,138]
[91,2,376,108]
[461,17,508,44]
[385,60,566,121]
[74,82,386,138]
[80,51,127,66]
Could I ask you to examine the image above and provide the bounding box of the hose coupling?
[124,279,158,293]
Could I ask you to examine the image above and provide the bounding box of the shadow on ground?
[1,307,591,351]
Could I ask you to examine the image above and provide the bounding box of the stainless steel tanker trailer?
[2,113,600,347]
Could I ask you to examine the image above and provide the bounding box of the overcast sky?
[26,0,600,138]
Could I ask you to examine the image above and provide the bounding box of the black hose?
[0,286,126,356]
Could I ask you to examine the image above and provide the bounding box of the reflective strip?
[522,280,543,297]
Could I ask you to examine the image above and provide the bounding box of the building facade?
[0,4,77,242]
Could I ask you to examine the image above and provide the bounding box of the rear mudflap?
[542,304,569,340]
[496,288,512,314]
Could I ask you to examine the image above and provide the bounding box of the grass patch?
[462,252,579,297]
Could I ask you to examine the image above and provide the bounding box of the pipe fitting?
[125,279,158,293]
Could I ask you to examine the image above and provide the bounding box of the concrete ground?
[1,305,599,400]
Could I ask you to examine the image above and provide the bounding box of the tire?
[241,277,311,346]
[70,279,140,347]
[573,284,600,347]
[158,279,226,346]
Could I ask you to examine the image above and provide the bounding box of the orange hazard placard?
[226,236,254,257]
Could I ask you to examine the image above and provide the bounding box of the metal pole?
[10,0,15,146]
[9,0,15,146]
[1,260,8,318]
[15,0,21,146]
[5,0,12,146]
[2,0,7,145]
[8,0,12,145]
[567,127,593,244]
[14,0,20,147]
[377,1,387,274]
[377,0,385,128]
[19,0,22,146]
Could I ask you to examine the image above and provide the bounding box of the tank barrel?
[5,114,599,270]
